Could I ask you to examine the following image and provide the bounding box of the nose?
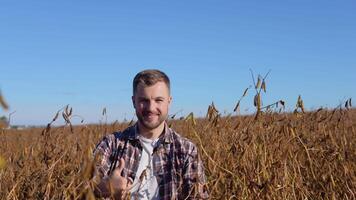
[146,100,155,112]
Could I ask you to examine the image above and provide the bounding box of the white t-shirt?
[130,136,159,200]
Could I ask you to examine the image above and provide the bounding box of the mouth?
[143,112,159,120]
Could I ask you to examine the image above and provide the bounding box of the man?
[93,69,209,199]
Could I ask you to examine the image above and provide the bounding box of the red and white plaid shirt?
[93,122,209,199]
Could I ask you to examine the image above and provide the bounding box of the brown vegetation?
[0,106,355,199]
[0,75,355,199]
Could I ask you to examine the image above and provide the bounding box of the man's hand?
[94,158,133,199]
[110,158,133,199]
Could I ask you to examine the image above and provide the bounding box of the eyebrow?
[137,96,165,100]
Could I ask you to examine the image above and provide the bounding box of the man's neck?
[137,122,165,140]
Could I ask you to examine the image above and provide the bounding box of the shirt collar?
[128,122,173,144]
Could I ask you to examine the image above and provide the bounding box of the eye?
[138,98,149,104]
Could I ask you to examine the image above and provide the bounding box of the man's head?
[132,69,172,131]
[133,69,170,95]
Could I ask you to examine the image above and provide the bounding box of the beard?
[136,110,167,130]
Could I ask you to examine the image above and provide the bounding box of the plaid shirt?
[93,122,209,199]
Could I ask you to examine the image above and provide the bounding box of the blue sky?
[0,1,355,125]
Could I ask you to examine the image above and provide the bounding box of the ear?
[168,96,172,106]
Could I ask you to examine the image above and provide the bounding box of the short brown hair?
[133,69,170,95]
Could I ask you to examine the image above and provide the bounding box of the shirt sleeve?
[182,144,209,199]
[92,134,115,182]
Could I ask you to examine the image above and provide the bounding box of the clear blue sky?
[1,1,355,125]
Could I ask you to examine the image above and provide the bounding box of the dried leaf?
[261,80,266,92]
[65,105,69,116]
[69,123,73,133]
[254,95,258,107]
[69,107,72,116]
[0,92,9,110]
[266,105,271,111]
[256,76,261,89]
[349,98,352,107]
[242,87,249,97]
[233,100,240,112]
[254,94,261,108]
[296,95,305,113]
[102,107,106,116]
[297,95,302,107]
[345,100,349,109]
[185,112,196,125]
[279,100,285,108]
[213,114,220,127]
[128,119,134,126]
[300,99,305,113]
[62,112,69,123]
[206,106,212,119]
[45,123,51,133]
[207,102,219,121]
[52,112,59,122]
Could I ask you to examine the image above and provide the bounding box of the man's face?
[132,81,172,130]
